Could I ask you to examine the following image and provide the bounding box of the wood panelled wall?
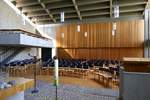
[57,48,143,60]
[56,20,144,60]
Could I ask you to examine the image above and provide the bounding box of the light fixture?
[112,30,115,36]
[61,33,64,38]
[113,22,116,30]
[84,32,87,37]
[114,0,119,18]
[112,22,117,36]
[60,12,64,22]
[112,0,119,36]
[77,25,80,32]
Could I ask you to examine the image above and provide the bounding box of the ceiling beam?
[110,0,112,18]
[36,15,143,25]
[27,6,144,18]
[119,0,147,7]
[120,9,144,13]
[20,0,146,13]
[31,13,78,21]
[36,20,53,24]
[32,17,50,22]
[42,0,65,4]
[120,5,145,11]
[72,0,82,20]
[50,8,76,15]
[77,0,109,6]
[27,13,48,17]
[46,1,73,9]
[34,15,78,22]
[55,16,78,20]
[38,0,56,23]
[27,11,77,18]
[79,3,109,11]
[82,12,110,17]
[32,12,120,21]
[120,12,143,16]
[16,1,39,8]
[22,5,43,13]
[22,4,110,14]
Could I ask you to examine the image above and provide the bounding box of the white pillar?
[144,9,150,57]
[54,58,59,86]
[38,48,41,58]
[52,39,59,86]
[52,39,57,58]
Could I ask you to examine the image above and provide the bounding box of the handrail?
[0,47,11,55]
[0,29,50,40]
[0,48,17,63]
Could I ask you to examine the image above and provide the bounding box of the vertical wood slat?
[57,48,144,60]
[55,20,144,59]
[56,20,144,48]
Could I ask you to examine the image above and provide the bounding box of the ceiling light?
[112,30,115,36]
[112,22,117,36]
[61,33,64,38]
[77,25,80,32]
[113,22,116,30]
[114,0,119,18]
[60,12,64,22]
[84,32,87,37]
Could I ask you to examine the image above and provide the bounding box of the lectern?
[123,57,150,72]
[119,57,150,100]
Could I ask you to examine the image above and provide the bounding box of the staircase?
[0,47,11,55]
[0,47,24,66]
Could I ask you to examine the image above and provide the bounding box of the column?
[144,9,150,57]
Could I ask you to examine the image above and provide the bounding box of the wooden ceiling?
[10,0,148,24]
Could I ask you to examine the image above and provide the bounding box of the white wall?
[121,72,150,100]
[0,0,35,33]
[10,48,36,62]
[0,0,53,62]
[0,47,42,63]
[37,24,62,40]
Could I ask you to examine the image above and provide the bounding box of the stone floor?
[25,80,119,100]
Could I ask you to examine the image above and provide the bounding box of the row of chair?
[40,67,89,78]
[2,58,120,82]
[93,71,119,88]
[43,58,120,69]
[4,58,36,67]
[4,58,120,69]
[42,58,120,77]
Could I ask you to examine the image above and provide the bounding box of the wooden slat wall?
[57,48,143,60]
[56,20,144,59]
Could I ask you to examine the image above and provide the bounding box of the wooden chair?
[111,78,119,87]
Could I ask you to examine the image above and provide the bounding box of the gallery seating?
[40,58,120,81]
[2,58,41,77]
[2,58,120,87]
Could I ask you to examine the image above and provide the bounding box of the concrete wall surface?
[121,72,150,100]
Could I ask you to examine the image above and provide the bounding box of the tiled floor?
[25,80,119,100]
[28,75,118,89]
[36,75,103,89]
